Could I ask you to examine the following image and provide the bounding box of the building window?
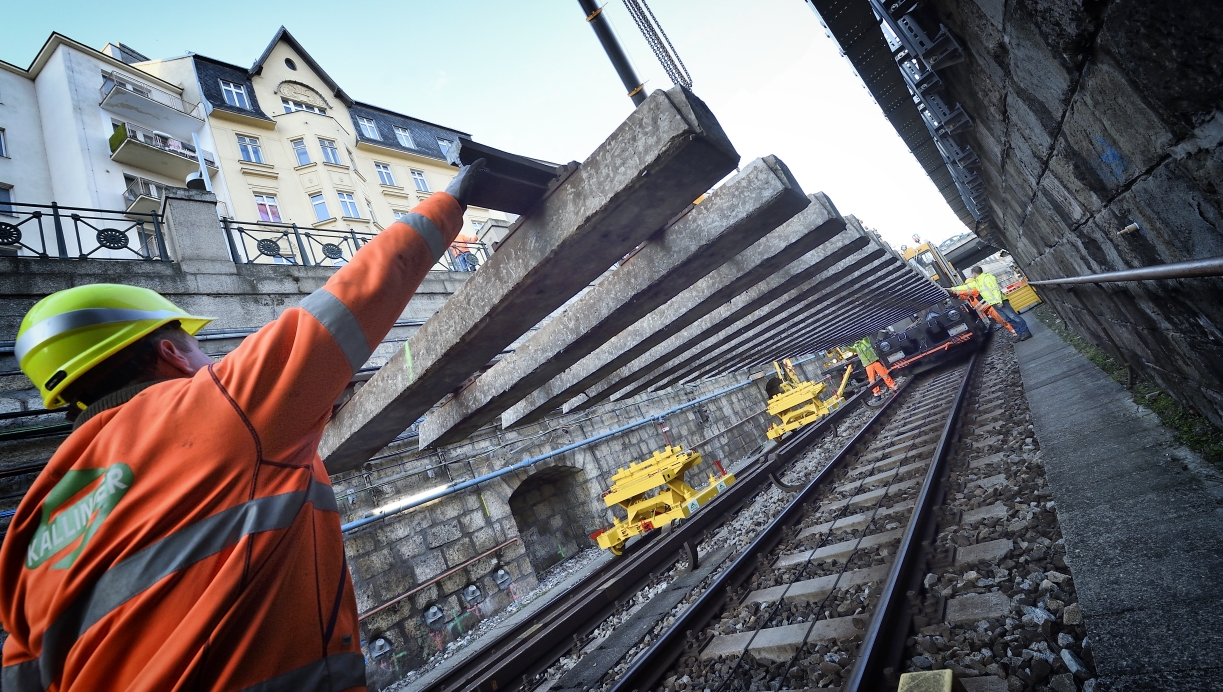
[0,187,13,217]
[282,98,324,115]
[374,163,396,186]
[319,138,341,165]
[0,129,7,158]
[393,210,411,223]
[366,197,378,224]
[291,139,310,166]
[472,219,486,233]
[337,192,360,218]
[220,80,250,110]
[394,126,415,148]
[285,58,297,71]
[357,116,380,140]
[237,135,263,164]
[254,194,282,223]
[436,138,454,159]
[310,193,329,222]
[411,169,430,192]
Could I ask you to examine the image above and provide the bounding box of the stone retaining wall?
[927,0,1223,426]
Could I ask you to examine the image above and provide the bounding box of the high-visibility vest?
[974,272,1004,305]
[0,193,464,691]
[853,337,879,366]
[952,274,1003,306]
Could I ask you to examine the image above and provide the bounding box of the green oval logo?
[26,464,133,570]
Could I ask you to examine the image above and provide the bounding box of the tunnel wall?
[927,0,1223,425]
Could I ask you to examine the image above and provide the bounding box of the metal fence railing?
[0,202,169,261]
[222,218,374,266]
[222,217,491,271]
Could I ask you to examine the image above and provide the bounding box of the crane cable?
[623,0,693,89]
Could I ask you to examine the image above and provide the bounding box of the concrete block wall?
[335,362,799,684]
[925,0,1223,425]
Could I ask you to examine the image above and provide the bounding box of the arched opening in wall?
[508,465,601,575]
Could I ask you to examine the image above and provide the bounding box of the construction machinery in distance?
[764,359,853,441]
[591,446,735,555]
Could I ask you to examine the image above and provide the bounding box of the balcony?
[122,176,172,216]
[109,122,217,182]
[100,73,204,139]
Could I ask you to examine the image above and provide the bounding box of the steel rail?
[1028,255,1223,285]
[430,388,868,692]
[607,375,919,692]
[842,341,982,690]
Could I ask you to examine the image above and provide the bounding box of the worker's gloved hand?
[445,158,486,211]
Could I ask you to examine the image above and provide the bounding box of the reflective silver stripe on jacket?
[300,289,372,374]
[35,478,337,690]
[14,308,183,362]
[400,212,446,263]
[1,660,41,692]
[238,652,365,692]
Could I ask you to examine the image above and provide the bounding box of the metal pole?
[151,213,170,262]
[190,133,214,193]
[292,223,311,266]
[1028,256,1223,285]
[577,0,648,106]
[50,202,69,259]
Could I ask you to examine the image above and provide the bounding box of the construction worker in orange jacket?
[851,336,896,404]
[0,161,485,691]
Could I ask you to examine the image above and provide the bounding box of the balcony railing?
[0,202,169,261]
[108,122,216,169]
[100,72,205,120]
[222,218,491,271]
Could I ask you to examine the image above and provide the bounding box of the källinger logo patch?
[26,464,133,570]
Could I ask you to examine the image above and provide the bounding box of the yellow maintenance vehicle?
[765,359,854,440]
[591,446,735,555]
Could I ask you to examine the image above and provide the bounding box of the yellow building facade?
[193,29,504,267]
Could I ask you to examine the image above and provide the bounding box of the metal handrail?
[1029,255,1223,285]
[222,218,375,266]
[0,201,169,261]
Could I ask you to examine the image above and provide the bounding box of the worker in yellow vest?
[852,336,896,405]
[951,266,1032,341]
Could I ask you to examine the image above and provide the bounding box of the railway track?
[424,388,871,692]
[422,334,1099,692]
[604,335,1099,692]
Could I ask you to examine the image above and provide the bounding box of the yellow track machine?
[765,359,853,440]
[591,446,735,555]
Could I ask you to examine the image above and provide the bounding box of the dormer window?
[220,80,250,110]
[357,117,381,140]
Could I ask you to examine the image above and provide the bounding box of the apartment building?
[0,29,504,264]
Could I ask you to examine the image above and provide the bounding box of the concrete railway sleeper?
[606,335,1101,692]
[422,388,871,692]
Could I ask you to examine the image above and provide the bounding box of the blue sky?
[5,0,970,247]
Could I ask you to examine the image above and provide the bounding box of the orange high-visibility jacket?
[0,193,464,691]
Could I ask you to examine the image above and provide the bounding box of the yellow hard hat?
[16,284,214,409]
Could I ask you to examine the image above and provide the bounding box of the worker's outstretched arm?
[210,165,479,460]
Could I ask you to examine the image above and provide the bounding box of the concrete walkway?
[1015,318,1223,691]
